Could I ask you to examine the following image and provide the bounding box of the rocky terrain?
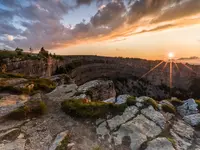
[2,55,200,99]
[1,74,200,150]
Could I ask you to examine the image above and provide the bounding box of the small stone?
[67,143,75,148]
[17,133,25,139]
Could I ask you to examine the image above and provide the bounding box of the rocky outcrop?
[183,113,200,126]
[77,80,116,101]
[145,138,175,150]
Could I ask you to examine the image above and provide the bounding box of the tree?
[39,47,48,58]
[30,47,33,53]
[15,47,23,55]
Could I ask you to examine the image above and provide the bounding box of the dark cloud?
[152,0,200,23]
[127,0,183,24]
[91,0,125,27]
[0,0,200,50]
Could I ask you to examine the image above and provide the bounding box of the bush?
[6,100,47,120]
[61,99,127,118]
[162,104,176,114]
[31,78,56,92]
[0,73,26,78]
[126,96,136,106]
[169,99,183,107]
[146,98,159,110]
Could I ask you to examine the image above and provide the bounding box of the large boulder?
[145,137,175,150]
[177,99,198,117]
[77,80,116,101]
[107,106,138,130]
[112,115,162,150]
[183,113,200,126]
[170,119,194,150]
[141,106,166,129]
[46,84,78,101]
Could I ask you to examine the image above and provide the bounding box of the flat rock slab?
[0,139,26,150]
[141,106,166,129]
[170,120,194,150]
[145,137,175,150]
[183,113,200,126]
[107,106,138,130]
[113,115,162,150]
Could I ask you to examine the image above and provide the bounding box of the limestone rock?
[145,137,175,150]
[107,106,138,130]
[170,120,194,150]
[77,80,116,101]
[0,139,26,150]
[160,100,174,108]
[115,94,130,104]
[0,128,20,141]
[96,122,110,140]
[49,131,69,150]
[46,84,78,101]
[113,115,162,150]
[177,99,198,117]
[136,96,152,103]
[141,106,166,129]
[183,113,200,126]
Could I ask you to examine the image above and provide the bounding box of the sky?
[0,0,200,61]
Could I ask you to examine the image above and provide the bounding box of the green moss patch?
[126,96,136,106]
[6,100,47,120]
[31,78,56,92]
[146,98,159,110]
[56,135,70,150]
[195,100,200,110]
[61,99,127,118]
[162,104,176,114]
[169,99,183,107]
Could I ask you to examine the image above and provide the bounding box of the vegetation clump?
[161,104,176,114]
[6,100,47,120]
[195,100,200,110]
[169,98,183,107]
[31,78,56,92]
[56,135,70,150]
[126,96,136,106]
[61,99,127,118]
[146,98,159,110]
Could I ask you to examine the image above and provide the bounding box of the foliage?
[93,146,101,150]
[6,100,47,120]
[31,78,56,92]
[146,98,159,110]
[15,47,23,55]
[162,104,176,114]
[39,47,49,58]
[0,73,26,78]
[126,96,136,106]
[1,64,7,73]
[61,99,127,118]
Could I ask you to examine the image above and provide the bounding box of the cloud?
[0,0,200,50]
[178,56,199,60]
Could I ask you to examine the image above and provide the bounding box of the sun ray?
[138,61,164,81]
[173,61,180,72]
[162,61,168,72]
[181,62,196,74]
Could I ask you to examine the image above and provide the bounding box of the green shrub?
[162,104,176,114]
[195,100,200,110]
[146,98,159,110]
[55,135,70,150]
[169,99,183,107]
[31,78,56,92]
[167,137,176,145]
[126,96,136,106]
[0,73,26,78]
[6,100,47,120]
[93,146,101,150]
[61,99,127,118]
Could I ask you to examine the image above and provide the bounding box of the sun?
[168,52,174,59]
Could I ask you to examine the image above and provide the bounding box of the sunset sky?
[0,0,200,60]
